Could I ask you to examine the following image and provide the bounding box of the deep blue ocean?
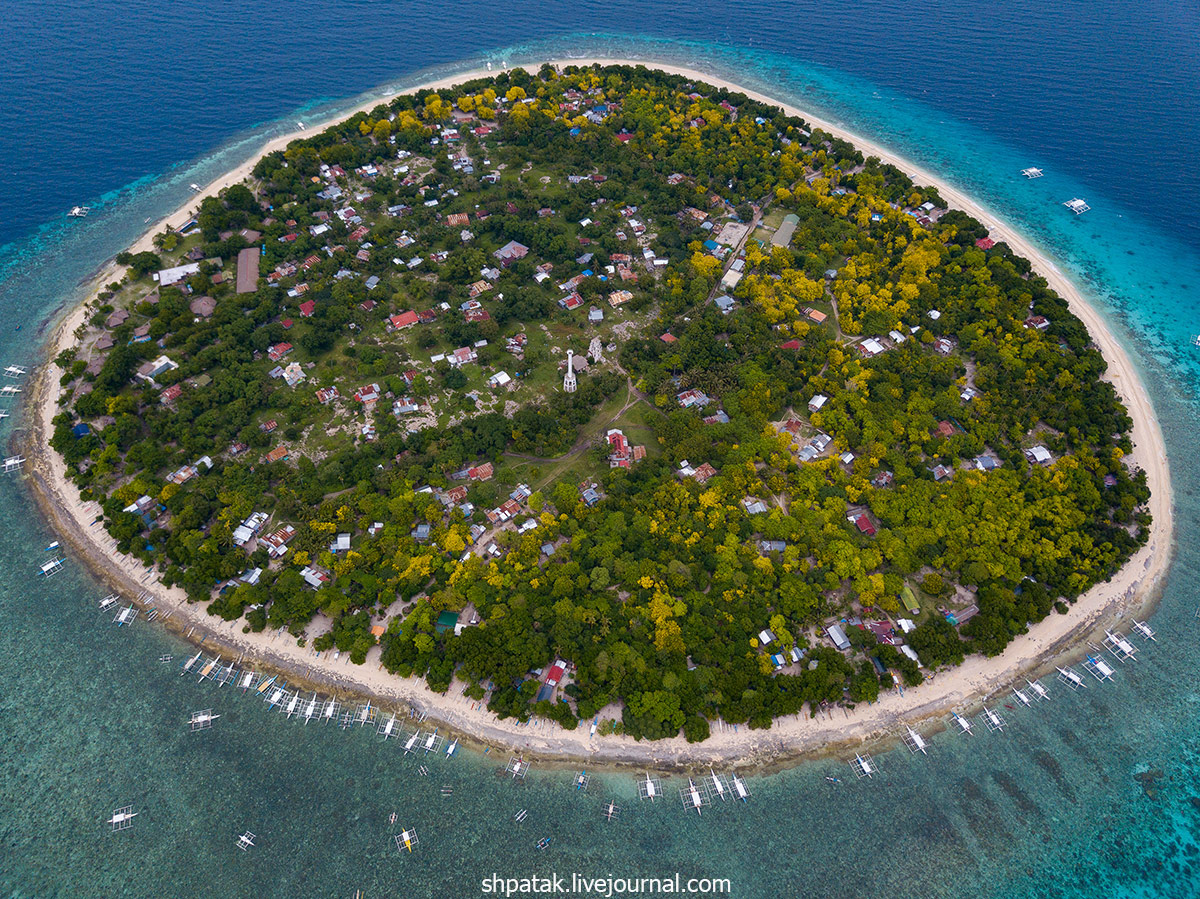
[2,2,1199,897]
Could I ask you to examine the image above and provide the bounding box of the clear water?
[1,5,1199,898]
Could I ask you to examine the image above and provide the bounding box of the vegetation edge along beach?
[25,58,1173,766]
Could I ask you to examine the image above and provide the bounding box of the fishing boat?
[113,605,137,626]
[403,730,420,754]
[197,656,219,681]
[904,726,928,754]
[730,772,750,801]
[321,698,339,722]
[1021,167,1044,179]
[423,728,443,753]
[180,650,203,675]
[536,837,551,850]
[284,691,301,718]
[980,707,1005,733]
[6,455,26,474]
[4,365,28,378]
[602,801,621,821]
[236,831,256,851]
[107,805,138,831]
[1131,620,1156,641]
[98,593,120,611]
[513,808,528,823]
[445,737,458,757]
[1012,687,1032,707]
[680,778,709,815]
[574,770,589,792]
[296,121,306,130]
[506,757,528,779]
[1103,629,1138,661]
[850,754,875,778]
[1026,678,1050,700]
[1063,197,1090,214]
[237,670,256,692]
[638,772,661,801]
[255,674,277,696]
[951,711,974,735]
[708,768,728,801]
[68,206,90,217]
[395,828,419,853]
[378,713,398,740]
[302,692,319,724]
[189,708,220,731]
[189,183,202,192]
[1057,665,1086,689]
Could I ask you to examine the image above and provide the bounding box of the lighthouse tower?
[563,349,577,393]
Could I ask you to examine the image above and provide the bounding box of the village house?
[493,240,529,267]
[259,524,297,558]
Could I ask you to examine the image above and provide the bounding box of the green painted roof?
[901,586,920,613]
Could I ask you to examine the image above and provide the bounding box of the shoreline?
[22,57,1175,770]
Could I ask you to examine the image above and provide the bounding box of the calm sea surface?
[1,3,1199,897]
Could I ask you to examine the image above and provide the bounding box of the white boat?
[1021,167,1044,179]
[296,121,305,130]
[952,711,974,735]
[445,738,457,757]
[1027,678,1050,700]
[731,772,749,801]
[1131,620,1157,641]
[68,206,90,217]
[1012,688,1032,707]
[236,831,256,851]
[107,806,138,831]
[189,183,202,192]
[1063,198,1090,214]
[403,731,419,753]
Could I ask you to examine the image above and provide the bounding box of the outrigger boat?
[638,772,661,801]
[445,737,458,757]
[98,593,120,611]
[189,709,220,731]
[68,206,90,217]
[403,730,420,754]
[255,674,277,696]
[236,831,256,851]
[107,806,138,831]
[1131,620,1156,641]
[709,768,728,801]
[730,772,750,801]
[602,801,621,821]
[378,713,398,740]
[395,828,419,853]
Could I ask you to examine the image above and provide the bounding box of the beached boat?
[189,183,202,192]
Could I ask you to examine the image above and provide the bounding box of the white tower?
[589,336,603,364]
[563,349,577,393]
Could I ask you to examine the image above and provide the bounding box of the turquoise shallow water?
[2,21,1200,899]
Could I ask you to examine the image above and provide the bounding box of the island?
[35,62,1161,755]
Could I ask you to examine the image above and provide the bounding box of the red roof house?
[299,300,316,317]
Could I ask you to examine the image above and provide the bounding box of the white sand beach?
[24,58,1174,768]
